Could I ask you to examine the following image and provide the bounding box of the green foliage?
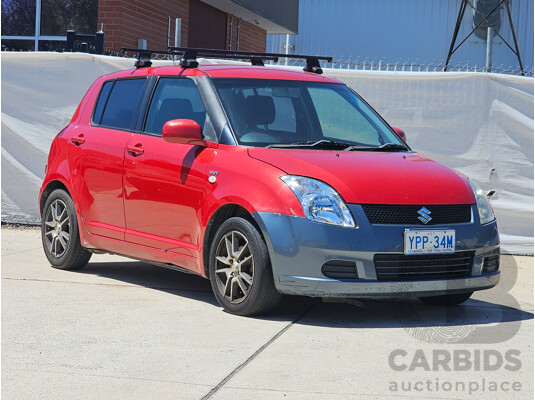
[1,0,36,36]
[40,0,97,36]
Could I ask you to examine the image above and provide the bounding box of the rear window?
[97,78,146,130]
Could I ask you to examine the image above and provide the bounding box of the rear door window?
[144,78,206,135]
[99,78,146,130]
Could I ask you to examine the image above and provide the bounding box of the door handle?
[71,134,85,145]
[127,144,144,156]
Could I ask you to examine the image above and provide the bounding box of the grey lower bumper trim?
[277,273,500,298]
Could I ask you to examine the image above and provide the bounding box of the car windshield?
[212,78,406,150]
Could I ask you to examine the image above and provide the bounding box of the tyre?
[41,189,91,270]
[419,291,473,306]
[209,217,282,316]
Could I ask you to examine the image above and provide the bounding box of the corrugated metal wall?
[267,0,534,74]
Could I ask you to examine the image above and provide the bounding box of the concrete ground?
[2,227,533,400]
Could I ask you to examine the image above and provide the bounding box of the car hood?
[247,148,475,205]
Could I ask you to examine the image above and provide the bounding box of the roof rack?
[120,47,333,74]
[120,49,173,68]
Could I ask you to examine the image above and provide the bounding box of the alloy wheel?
[214,230,254,304]
[43,199,71,258]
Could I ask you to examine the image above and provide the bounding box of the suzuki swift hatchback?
[40,49,500,316]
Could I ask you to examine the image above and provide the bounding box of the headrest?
[244,95,275,126]
[160,98,193,115]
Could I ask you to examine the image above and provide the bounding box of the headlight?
[469,180,495,225]
[281,175,356,227]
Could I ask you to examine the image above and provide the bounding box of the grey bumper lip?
[278,272,500,298]
[253,205,500,298]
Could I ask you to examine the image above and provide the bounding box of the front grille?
[322,260,358,279]
[362,204,472,225]
[482,254,500,273]
[374,251,474,281]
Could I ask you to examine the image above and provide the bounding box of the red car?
[39,48,499,316]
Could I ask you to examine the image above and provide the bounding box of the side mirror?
[162,119,204,145]
[392,127,406,142]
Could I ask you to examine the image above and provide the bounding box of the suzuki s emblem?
[418,207,432,224]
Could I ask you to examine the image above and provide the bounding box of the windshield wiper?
[344,143,408,152]
[266,140,353,149]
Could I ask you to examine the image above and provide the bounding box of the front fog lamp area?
[281,175,356,228]
[469,180,496,225]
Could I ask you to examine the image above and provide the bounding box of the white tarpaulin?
[1,52,533,253]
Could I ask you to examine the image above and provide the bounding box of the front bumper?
[253,204,500,298]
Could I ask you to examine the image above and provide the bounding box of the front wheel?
[209,217,281,316]
[419,291,473,306]
[41,189,91,270]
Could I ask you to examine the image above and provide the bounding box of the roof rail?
[120,47,333,74]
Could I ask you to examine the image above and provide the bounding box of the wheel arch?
[39,179,73,216]
[202,203,265,277]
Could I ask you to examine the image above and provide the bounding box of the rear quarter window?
[92,81,113,125]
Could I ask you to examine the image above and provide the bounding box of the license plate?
[404,230,456,255]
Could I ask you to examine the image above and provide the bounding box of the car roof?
[102,64,341,83]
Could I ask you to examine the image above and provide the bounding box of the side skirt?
[82,230,205,277]
[87,248,201,276]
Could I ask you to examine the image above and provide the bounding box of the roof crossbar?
[120,47,333,74]
[121,48,175,68]
[175,48,279,68]
[170,47,332,74]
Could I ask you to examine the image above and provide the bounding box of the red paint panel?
[123,133,214,255]
[86,231,198,273]
[248,148,475,205]
[125,228,198,249]
[66,124,132,240]
[197,145,305,222]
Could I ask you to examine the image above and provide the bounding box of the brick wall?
[225,16,266,52]
[98,0,189,52]
[98,0,267,53]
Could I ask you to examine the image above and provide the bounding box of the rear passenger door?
[67,78,147,240]
[123,77,214,259]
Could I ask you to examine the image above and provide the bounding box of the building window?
[1,0,36,36]
[1,0,97,51]
[40,0,97,36]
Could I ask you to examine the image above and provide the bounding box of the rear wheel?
[41,189,91,270]
[419,292,473,306]
[209,217,281,316]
